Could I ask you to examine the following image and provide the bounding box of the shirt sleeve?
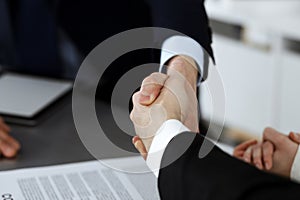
[160,35,205,86]
[146,119,190,178]
[291,145,300,183]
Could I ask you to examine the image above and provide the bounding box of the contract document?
[0,156,159,200]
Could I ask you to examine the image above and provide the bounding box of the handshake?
[130,55,200,158]
[130,55,300,180]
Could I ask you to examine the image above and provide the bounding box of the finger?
[233,139,257,158]
[262,141,274,170]
[132,136,148,159]
[130,91,145,118]
[132,91,143,107]
[263,127,286,146]
[131,92,148,112]
[0,130,20,151]
[0,118,10,133]
[243,146,253,163]
[234,139,258,151]
[0,139,18,158]
[132,136,148,160]
[289,132,300,144]
[0,130,21,156]
[139,73,168,105]
[252,143,263,170]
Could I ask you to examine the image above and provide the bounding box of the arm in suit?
[58,0,213,59]
[131,64,300,199]
[148,0,214,60]
[158,132,300,200]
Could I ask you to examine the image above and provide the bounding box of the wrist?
[167,55,198,92]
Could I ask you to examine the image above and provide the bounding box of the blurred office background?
[201,0,300,143]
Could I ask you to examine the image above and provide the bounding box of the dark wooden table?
[0,94,136,171]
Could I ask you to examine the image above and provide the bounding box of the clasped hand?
[130,56,199,158]
[234,128,300,178]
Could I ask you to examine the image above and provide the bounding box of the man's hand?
[289,132,300,144]
[130,56,199,153]
[130,72,176,152]
[0,117,20,158]
[263,128,298,177]
[233,139,274,170]
[234,128,299,178]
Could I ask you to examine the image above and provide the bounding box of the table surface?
[0,94,136,171]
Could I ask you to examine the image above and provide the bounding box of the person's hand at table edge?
[0,117,21,158]
[234,128,300,180]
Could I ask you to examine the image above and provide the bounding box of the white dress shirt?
[291,146,300,183]
[160,35,205,86]
[146,119,190,177]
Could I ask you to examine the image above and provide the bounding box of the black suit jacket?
[158,132,300,200]
[58,0,214,91]
[58,0,213,59]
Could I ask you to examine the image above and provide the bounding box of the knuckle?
[263,127,273,136]
[253,157,260,163]
[264,141,272,146]
[150,72,162,77]
[264,142,272,151]
[263,157,270,163]
[132,92,139,102]
[149,72,167,83]
[129,111,135,121]
[244,151,251,158]
[233,149,238,156]
[143,75,155,84]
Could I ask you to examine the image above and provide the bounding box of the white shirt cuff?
[291,145,300,183]
[160,36,205,86]
[146,119,190,178]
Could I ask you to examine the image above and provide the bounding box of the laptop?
[0,72,72,124]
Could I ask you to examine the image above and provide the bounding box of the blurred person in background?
[0,0,214,156]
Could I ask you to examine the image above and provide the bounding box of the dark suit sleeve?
[148,0,214,60]
[158,132,300,200]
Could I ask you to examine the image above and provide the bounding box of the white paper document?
[0,157,159,200]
